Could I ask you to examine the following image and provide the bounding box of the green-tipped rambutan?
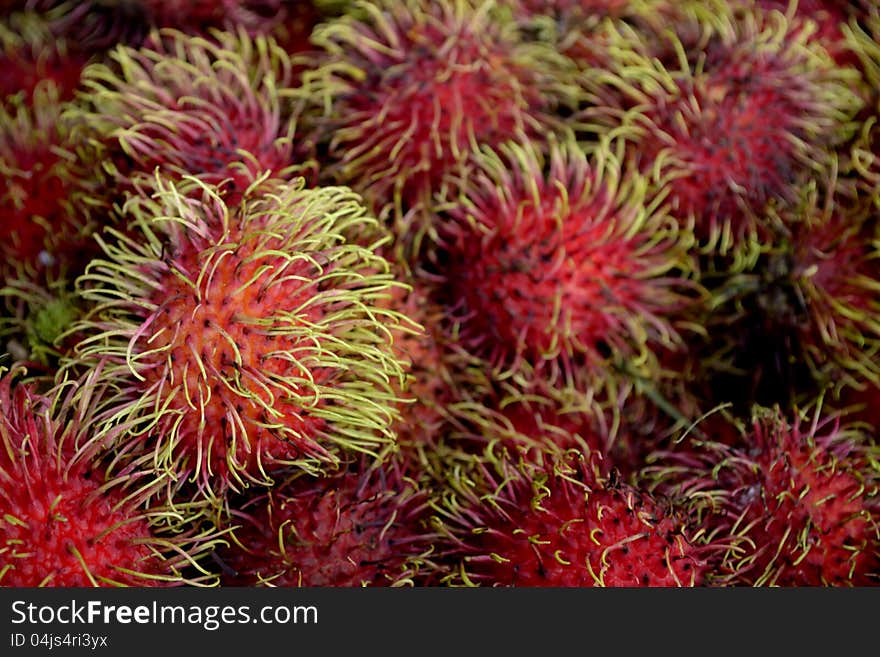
[0,364,223,587]
[582,6,863,256]
[426,136,698,393]
[305,0,576,255]
[66,174,412,508]
[430,444,709,586]
[644,404,880,586]
[73,26,314,203]
[218,455,435,587]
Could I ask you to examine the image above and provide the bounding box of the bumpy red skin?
[313,2,560,221]
[0,375,167,587]
[221,461,432,587]
[650,411,880,586]
[440,454,707,587]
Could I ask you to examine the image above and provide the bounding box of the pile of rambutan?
[2,0,880,588]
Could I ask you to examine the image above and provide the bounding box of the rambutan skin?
[0,10,90,104]
[72,26,313,203]
[65,174,413,506]
[580,5,864,255]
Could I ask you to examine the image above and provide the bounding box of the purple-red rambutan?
[643,404,880,586]
[582,5,863,256]
[65,174,413,508]
[304,0,576,255]
[0,364,223,587]
[425,135,698,393]
[430,444,709,586]
[217,455,435,587]
[72,26,315,205]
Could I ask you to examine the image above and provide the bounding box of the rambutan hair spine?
[62,171,416,513]
[426,440,710,587]
[641,401,880,586]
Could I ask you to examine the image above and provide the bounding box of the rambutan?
[0,364,223,587]
[66,174,412,508]
[218,455,435,587]
[693,176,880,409]
[305,0,576,255]
[1,85,97,282]
[430,445,708,586]
[0,10,89,104]
[643,404,880,586]
[583,6,863,255]
[73,26,314,204]
[425,136,698,393]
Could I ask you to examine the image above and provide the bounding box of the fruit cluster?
[2,0,880,587]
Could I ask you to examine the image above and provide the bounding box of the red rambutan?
[583,6,863,255]
[430,445,708,586]
[73,26,314,204]
[1,85,96,282]
[426,136,698,392]
[0,364,223,587]
[643,404,880,586]
[0,10,89,104]
[65,174,413,508]
[305,0,575,254]
[218,455,435,587]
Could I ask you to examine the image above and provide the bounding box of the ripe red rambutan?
[430,445,709,586]
[426,136,698,393]
[643,404,880,586]
[583,6,863,255]
[0,364,223,587]
[0,10,89,104]
[1,86,97,282]
[66,174,412,508]
[3,1,151,51]
[218,455,435,587]
[74,26,314,204]
[305,0,576,254]
[441,379,614,472]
